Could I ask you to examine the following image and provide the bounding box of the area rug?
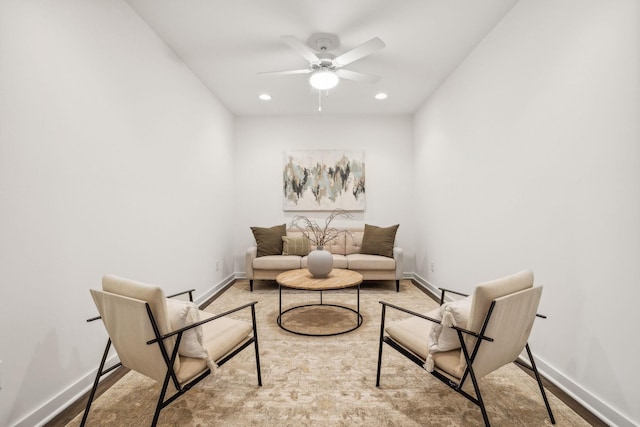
[69,279,588,426]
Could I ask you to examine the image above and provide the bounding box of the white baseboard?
[533,356,634,427]
[14,354,121,427]
[194,273,235,306]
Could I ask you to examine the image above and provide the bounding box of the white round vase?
[307,247,333,278]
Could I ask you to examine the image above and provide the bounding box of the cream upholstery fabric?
[385,308,440,360]
[345,230,364,254]
[253,255,301,270]
[455,269,534,378]
[346,254,396,270]
[322,233,347,254]
[91,289,178,383]
[176,311,253,384]
[93,275,254,387]
[470,286,542,379]
[467,270,533,334]
[430,270,537,379]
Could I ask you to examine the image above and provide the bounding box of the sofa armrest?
[393,247,403,280]
[246,246,257,279]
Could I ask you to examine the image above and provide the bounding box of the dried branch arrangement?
[290,209,353,247]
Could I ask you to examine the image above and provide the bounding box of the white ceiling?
[125,0,518,116]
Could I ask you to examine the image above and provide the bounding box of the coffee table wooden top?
[276,269,363,291]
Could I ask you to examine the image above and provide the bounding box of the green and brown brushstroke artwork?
[283,150,365,211]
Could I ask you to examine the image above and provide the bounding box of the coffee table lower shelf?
[277,298,363,337]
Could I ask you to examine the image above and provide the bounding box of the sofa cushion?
[253,255,301,270]
[251,224,286,257]
[346,253,396,270]
[282,236,311,256]
[345,230,364,255]
[360,224,399,258]
[321,232,347,255]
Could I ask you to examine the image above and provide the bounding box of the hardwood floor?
[45,367,130,427]
[513,362,607,427]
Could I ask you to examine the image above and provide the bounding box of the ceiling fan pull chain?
[318,90,322,112]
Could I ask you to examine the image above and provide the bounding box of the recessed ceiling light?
[375,92,388,100]
[259,93,272,101]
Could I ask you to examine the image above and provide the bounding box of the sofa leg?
[250,280,254,292]
[396,280,400,292]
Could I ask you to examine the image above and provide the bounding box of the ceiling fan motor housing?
[307,33,340,52]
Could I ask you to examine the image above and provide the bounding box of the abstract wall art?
[283,150,365,211]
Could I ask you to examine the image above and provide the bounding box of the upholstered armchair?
[376,270,555,426]
[82,275,262,426]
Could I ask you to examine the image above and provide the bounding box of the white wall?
[413,1,639,425]
[233,115,415,275]
[0,1,235,426]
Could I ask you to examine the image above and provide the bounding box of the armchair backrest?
[470,286,542,379]
[90,275,178,382]
[460,270,537,378]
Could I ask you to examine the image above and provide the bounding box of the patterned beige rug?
[70,279,588,426]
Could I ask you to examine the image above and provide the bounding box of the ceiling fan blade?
[333,37,385,67]
[258,68,312,76]
[281,35,320,63]
[335,69,380,84]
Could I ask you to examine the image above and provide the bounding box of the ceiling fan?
[260,33,385,90]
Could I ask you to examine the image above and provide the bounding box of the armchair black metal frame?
[375,287,555,427]
[81,288,262,427]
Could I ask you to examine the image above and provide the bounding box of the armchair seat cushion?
[200,312,253,362]
[176,313,253,384]
[385,308,440,360]
[346,253,396,270]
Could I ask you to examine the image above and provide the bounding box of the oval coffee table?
[276,268,364,336]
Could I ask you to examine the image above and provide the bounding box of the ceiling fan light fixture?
[309,69,339,90]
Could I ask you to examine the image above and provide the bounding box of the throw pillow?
[282,236,311,256]
[251,224,286,257]
[165,299,211,361]
[359,224,399,258]
[428,296,473,354]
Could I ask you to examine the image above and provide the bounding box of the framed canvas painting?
[283,150,365,211]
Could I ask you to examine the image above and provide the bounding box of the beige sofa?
[246,228,403,292]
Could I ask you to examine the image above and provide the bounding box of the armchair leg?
[396,280,400,292]
[250,280,254,292]
[376,304,387,387]
[251,304,263,386]
[525,344,556,424]
[81,339,121,427]
[152,367,175,427]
